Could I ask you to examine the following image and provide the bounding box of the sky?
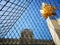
[0,0,60,40]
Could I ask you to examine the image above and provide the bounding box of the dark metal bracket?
[0,0,10,11]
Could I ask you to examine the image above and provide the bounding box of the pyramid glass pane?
[0,0,60,41]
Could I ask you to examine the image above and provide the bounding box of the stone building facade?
[0,29,55,45]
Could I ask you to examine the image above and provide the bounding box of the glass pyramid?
[0,0,60,41]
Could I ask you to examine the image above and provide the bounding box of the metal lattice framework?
[0,0,60,44]
[0,0,32,37]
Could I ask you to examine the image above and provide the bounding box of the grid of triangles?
[0,0,32,38]
[0,0,60,41]
[5,0,53,40]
